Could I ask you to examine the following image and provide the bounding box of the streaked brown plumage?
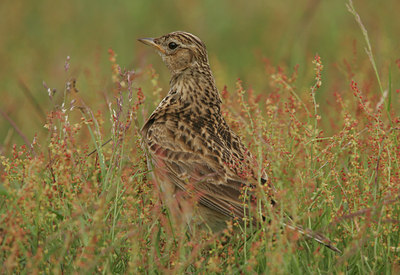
[138,31,340,253]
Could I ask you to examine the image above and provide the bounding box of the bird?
[138,31,340,253]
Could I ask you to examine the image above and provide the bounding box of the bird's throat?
[169,67,222,111]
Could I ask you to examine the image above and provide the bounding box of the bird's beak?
[138,38,166,54]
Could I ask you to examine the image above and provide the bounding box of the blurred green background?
[1,0,399,153]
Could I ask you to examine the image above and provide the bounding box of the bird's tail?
[282,217,341,253]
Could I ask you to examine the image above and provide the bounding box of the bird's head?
[138,31,209,75]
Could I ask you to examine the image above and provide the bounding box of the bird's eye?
[168,42,178,50]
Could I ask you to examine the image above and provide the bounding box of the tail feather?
[283,220,341,254]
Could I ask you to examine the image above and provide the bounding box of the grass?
[1,0,400,273]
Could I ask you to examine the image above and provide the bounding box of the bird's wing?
[143,118,262,220]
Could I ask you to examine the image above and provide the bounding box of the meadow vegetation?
[1,0,399,273]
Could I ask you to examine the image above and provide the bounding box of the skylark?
[138,31,340,253]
